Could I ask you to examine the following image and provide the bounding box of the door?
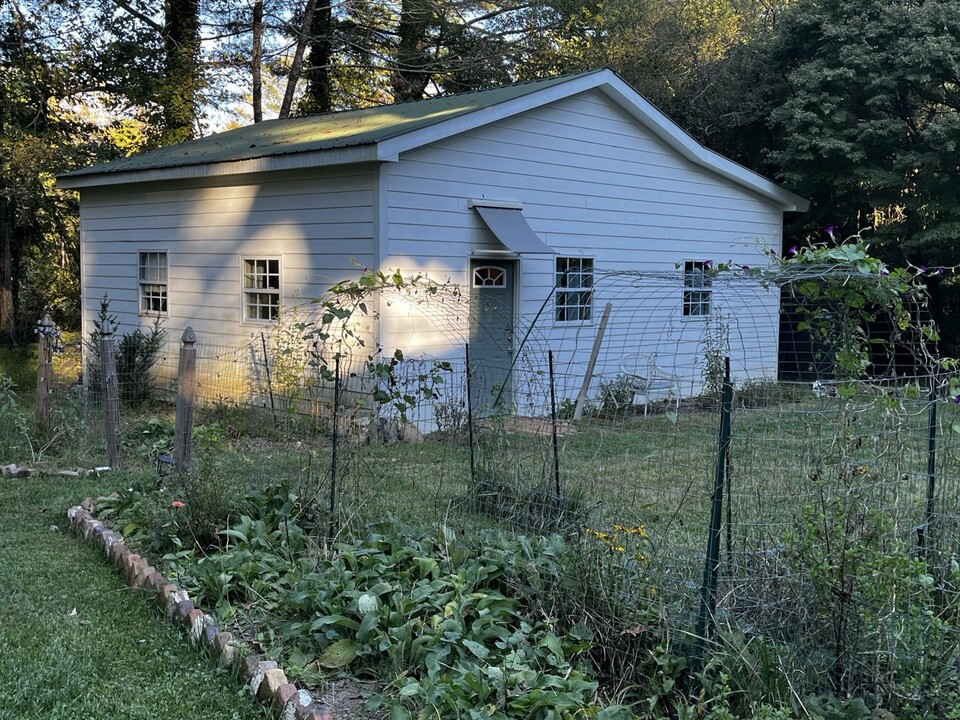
[468,259,515,415]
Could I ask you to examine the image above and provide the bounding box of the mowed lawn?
[0,473,270,720]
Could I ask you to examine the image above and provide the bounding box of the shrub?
[86,296,167,406]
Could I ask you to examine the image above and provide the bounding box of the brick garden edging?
[66,498,333,720]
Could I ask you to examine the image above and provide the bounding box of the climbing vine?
[302,265,460,421]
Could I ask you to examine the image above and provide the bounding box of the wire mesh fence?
[57,265,960,703]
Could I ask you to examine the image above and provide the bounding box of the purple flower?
[918,264,928,271]
[741,264,750,271]
[953,394,960,404]
[788,245,798,256]
[825,225,835,238]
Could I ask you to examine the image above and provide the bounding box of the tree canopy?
[4,0,960,354]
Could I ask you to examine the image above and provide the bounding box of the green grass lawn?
[0,472,270,720]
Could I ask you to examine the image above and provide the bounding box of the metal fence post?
[922,371,938,557]
[101,319,122,469]
[328,354,341,546]
[465,344,476,483]
[35,313,54,430]
[696,357,733,655]
[548,349,562,505]
[174,327,197,474]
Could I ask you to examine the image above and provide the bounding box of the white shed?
[59,68,807,415]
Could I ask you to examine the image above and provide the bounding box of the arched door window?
[473,265,507,288]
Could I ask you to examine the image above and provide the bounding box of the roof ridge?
[293,68,607,122]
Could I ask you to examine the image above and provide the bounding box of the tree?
[711,0,960,353]
[0,3,91,337]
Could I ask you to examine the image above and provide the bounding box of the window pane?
[139,252,168,314]
[555,256,593,322]
[140,285,167,313]
[683,261,712,316]
[243,258,281,321]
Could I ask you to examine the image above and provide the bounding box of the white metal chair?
[619,353,682,414]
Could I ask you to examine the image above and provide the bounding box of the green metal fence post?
[465,343,476,484]
[696,357,734,659]
[923,371,938,558]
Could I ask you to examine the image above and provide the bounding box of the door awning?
[474,205,555,254]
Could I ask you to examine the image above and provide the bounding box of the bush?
[86,296,166,406]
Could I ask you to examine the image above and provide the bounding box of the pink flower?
[171,500,185,509]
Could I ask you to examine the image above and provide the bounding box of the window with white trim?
[473,265,507,288]
[243,257,281,321]
[682,260,712,317]
[138,251,168,314]
[555,257,593,322]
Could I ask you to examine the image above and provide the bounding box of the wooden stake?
[573,302,612,421]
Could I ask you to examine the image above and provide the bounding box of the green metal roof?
[64,71,602,178]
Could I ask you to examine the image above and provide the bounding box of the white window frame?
[138,250,168,315]
[682,259,712,317]
[242,256,282,322]
[472,265,508,288]
[555,256,594,324]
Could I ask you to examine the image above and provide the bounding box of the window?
[139,251,168,314]
[683,260,712,317]
[473,265,507,288]
[555,257,593,322]
[243,258,280,321]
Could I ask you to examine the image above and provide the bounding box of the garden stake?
[465,344,476,483]
[548,350,562,517]
[695,357,733,667]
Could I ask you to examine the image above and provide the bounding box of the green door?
[469,259,515,415]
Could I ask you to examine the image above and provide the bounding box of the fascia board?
[58,144,383,190]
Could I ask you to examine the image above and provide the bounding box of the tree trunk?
[279,0,319,119]
[299,0,333,115]
[252,0,264,123]
[0,197,15,343]
[160,0,202,144]
[393,0,433,102]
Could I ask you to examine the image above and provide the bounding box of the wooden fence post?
[174,327,197,474]
[101,319,122,469]
[35,313,54,430]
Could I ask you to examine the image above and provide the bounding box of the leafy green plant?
[699,312,730,406]
[597,375,634,414]
[775,237,936,380]
[0,375,27,459]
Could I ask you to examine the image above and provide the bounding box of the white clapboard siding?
[80,166,376,350]
[381,89,782,399]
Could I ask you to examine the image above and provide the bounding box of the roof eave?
[57,143,386,190]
